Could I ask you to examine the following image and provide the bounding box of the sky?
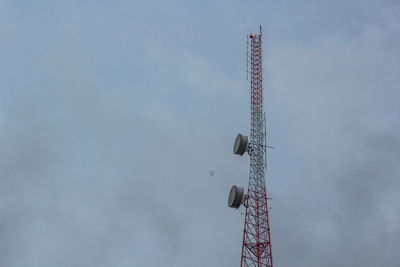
[0,0,399,266]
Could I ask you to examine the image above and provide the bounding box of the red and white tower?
[228,26,273,267]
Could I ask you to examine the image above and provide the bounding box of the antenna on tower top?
[246,35,249,80]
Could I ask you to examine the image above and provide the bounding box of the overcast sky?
[1,1,399,266]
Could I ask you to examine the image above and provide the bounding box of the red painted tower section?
[240,26,273,267]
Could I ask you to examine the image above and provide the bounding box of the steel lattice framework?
[241,26,273,267]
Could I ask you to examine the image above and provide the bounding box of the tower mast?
[229,26,273,267]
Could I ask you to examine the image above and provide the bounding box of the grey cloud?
[1,1,399,266]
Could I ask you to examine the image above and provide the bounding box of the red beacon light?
[249,33,253,38]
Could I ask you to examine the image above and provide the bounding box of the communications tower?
[228,26,273,267]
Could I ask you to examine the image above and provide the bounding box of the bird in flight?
[209,170,215,177]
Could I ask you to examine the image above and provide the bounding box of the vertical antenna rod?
[246,35,249,80]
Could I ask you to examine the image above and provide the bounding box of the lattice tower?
[241,26,273,267]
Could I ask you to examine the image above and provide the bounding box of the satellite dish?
[228,185,245,209]
[233,134,248,155]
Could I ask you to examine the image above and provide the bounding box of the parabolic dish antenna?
[228,185,245,209]
[233,134,248,155]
